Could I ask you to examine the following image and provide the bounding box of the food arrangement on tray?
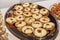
[5,3,58,40]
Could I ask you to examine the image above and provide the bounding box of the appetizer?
[23,3,30,7]
[24,7,31,12]
[30,4,38,8]
[43,22,55,30]
[40,8,49,15]
[39,17,50,23]
[6,17,16,24]
[34,28,47,37]
[15,15,25,21]
[14,5,23,10]
[31,8,39,13]
[25,17,35,24]
[23,12,32,17]
[13,10,23,16]
[32,21,42,28]
[22,26,34,34]
[15,21,26,29]
[32,13,42,19]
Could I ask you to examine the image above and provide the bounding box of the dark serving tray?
[5,3,59,40]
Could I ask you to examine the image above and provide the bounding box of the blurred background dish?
[0,11,8,40]
[51,2,60,20]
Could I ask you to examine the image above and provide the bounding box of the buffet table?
[0,0,60,40]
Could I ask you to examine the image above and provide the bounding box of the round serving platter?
[5,3,59,40]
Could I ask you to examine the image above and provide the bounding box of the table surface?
[0,0,60,40]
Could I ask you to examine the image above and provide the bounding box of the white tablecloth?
[0,0,60,40]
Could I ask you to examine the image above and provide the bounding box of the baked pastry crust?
[6,17,16,25]
[39,17,50,23]
[23,12,32,17]
[15,21,26,29]
[14,5,23,10]
[32,13,42,19]
[25,17,35,24]
[43,22,55,30]
[23,3,30,7]
[22,26,34,34]
[32,21,42,28]
[39,8,49,15]
[30,4,38,8]
[31,9,39,13]
[15,15,25,21]
[34,28,47,37]
[13,10,23,16]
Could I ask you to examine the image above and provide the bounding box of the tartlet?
[22,3,30,7]
[25,17,35,24]
[32,21,42,28]
[22,26,34,34]
[30,4,38,8]
[15,21,26,29]
[32,13,42,19]
[6,17,16,25]
[39,17,50,23]
[14,5,23,11]
[15,15,25,21]
[39,8,49,16]
[23,12,32,17]
[13,10,23,16]
[43,22,55,30]
[34,28,47,37]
